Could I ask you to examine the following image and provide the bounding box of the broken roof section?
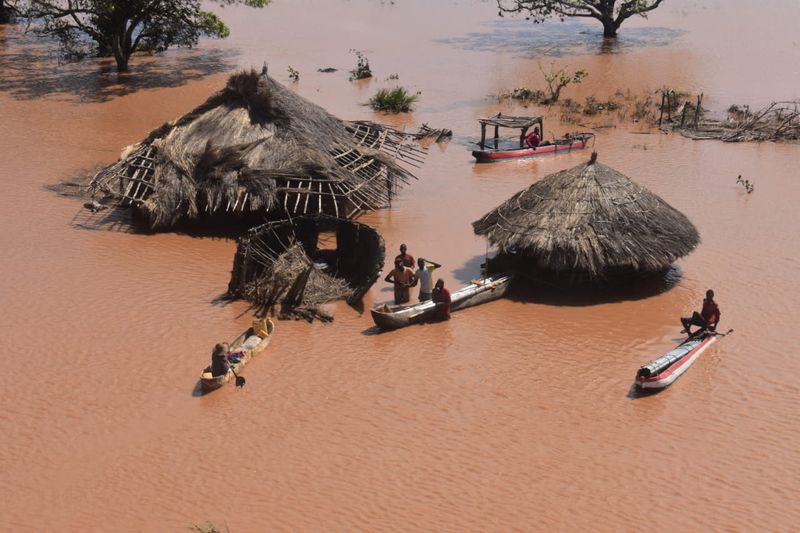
[89,66,429,230]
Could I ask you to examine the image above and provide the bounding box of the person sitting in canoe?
[210,342,231,377]
[524,127,541,149]
[432,278,452,320]
[395,243,415,268]
[681,289,721,336]
[412,257,442,302]
[385,258,416,305]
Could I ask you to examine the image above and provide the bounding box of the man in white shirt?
[413,257,442,302]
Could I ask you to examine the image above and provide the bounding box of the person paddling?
[681,289,721,336]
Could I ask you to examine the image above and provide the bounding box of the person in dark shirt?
[210,342,231,377]
[681,289,721,336]
[432,279,452,320]
[395,243,415,268]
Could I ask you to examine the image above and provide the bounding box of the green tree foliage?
[18,0,269,71]
[540,61,587,103]
[497,0,666,38]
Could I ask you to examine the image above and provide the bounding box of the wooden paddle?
[231,368,245,388]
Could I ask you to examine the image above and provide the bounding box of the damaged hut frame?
[228,215,385,322]
[88,66,431,230]
[473,152,700,283]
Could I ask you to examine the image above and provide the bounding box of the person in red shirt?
[525,127,541,149]
[395,243,415,268]
[384,259,416,305]
[681,289,721,336]
[432,278,452,320]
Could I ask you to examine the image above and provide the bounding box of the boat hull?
[199,324,274,392]
[472,139,587,162]
[635,332,719,390]
[370,275,512,329]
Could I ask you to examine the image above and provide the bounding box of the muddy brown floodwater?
[2,0,799,531]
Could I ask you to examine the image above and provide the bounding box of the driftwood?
[674,99,800,143]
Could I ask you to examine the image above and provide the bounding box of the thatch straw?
[89,67,426,229]
[473,153,699,277]
[228,215,385,321]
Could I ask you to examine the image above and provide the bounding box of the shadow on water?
[506,265,682,306]
[0,30,238,102]
[452,253,490,285]
[437,20,683,58]
[626,382,665,399]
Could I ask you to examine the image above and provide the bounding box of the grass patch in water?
[369,87,418,113]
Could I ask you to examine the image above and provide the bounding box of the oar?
[229,367,245,388]
[712,328,734,337]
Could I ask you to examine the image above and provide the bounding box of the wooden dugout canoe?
[199,321,275,393]
[370,274,512,330]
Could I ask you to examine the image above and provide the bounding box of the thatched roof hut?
[228,215,384,321]
[89,66,427,229]
[473,153,699,279]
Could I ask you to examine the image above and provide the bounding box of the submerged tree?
[1,0,20,23]
[19,0,270,72]
[497,0,666,38]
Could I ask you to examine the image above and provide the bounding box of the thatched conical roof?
[89,67,427,229]
[473,153,699,277]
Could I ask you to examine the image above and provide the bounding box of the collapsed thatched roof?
[473,153,699,276]
[228,215,385,321]
[90,67,428,229]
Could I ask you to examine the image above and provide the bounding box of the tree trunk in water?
[112,34,129,72]
[601,17,618,38]
[0,0,10,24]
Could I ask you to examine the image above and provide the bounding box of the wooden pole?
[480,124,486,149]
[493,125,499,149]
[520,127,528,148]
[680,104,688,127]
[694,93,704,128]
[659,91,665,126]
[667,91,673,122]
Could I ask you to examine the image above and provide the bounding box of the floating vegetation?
[348,49,372,81]
[287,65,299,82]
[369,86,418,113]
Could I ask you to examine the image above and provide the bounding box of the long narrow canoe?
[472,134,592,163]
[635,329,730,390]
[371,274,512,330]
[199,322,275,392]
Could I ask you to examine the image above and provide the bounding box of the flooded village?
[1,0,799,531]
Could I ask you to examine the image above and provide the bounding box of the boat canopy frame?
[477,114,544,150]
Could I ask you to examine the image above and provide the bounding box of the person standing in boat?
[413,257,442,302]
[395,243,415,268]
[525,127,541,149]
[681,289,721,336]
[210,342,231,377]
[432,278,452,320]
[385,258,416,305]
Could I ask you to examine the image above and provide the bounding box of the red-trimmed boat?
[473,136,592,162]
[471,113,593,163]
[635,329,732,390]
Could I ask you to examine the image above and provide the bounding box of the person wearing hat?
[681,289,721,336]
